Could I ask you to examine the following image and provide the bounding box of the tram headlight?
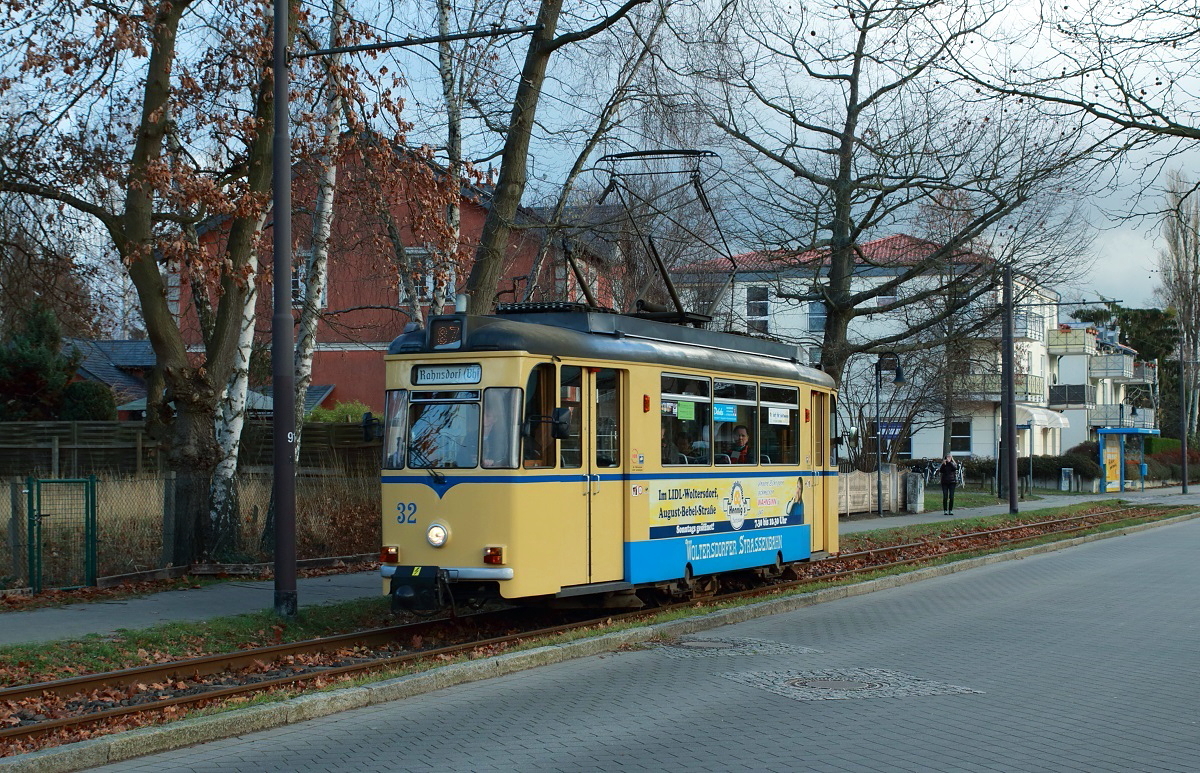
[426,523,449,548]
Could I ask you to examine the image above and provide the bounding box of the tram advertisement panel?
[626,476,811,584]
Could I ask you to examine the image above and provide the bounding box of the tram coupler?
[389,566,447,613]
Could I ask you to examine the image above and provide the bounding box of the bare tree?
[668,0,1104,386]
[462,0,653,313]
[0,196,106,338]
[1157,172,1200,436]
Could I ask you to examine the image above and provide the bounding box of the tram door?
[559,366,625,585]
[808,391,829,550]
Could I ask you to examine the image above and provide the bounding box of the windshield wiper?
[407,447,447,485]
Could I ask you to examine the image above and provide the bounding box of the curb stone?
[5,511,1197,772]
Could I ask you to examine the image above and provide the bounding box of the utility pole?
[272,0,297,618]
[1001,266,1018,513]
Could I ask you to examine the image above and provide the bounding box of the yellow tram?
[379,303,839,611]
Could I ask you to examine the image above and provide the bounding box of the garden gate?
[27,476,97,593]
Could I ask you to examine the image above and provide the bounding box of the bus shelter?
[1097,427,1160,493]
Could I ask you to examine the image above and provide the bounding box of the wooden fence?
[0,421,381,478]
[838,465,901,516]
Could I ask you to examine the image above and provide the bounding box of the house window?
[873,421,912,460]
[808,346,822,368]
[554,261,598,304]
[890,434,913,461]
[950,420,971,454]
[292,250,327,309]
[807,301,827,332]
[746,286,769,333]
[398,248,455,306]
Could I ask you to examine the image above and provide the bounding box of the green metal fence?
[27,476,97,593]
[2,482,27,590]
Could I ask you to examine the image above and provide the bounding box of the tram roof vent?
[495,301,617,315]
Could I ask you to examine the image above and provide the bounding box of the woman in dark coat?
[937,454,961,516]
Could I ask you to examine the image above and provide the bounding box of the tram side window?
[481,388,521,469]
[560,366,583,469]
[383,389,408,469]
[714,380,757,465]
[661,374,712,465]
[523,363,556,468]
[829,396,839,467]
[759,385,799,465]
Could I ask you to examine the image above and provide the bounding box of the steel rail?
[0,613,619,744]
[0,611,514,704]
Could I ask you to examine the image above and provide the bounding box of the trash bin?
[905,472,925,513]
[1060,467,1073,492]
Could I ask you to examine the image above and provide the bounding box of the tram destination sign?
[412,363,482,385]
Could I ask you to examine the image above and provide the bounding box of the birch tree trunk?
[209,252,260,558]
[433,0,462,313]
[294,0,345,462]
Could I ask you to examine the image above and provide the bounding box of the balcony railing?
[1047,328,1098,355]
[1089,354,1135,381]
[1131,361,1158,384]
[969,311,1046,342]
[1048,383,1097,409]
[957,373,1046,403]
[1088,404,1155,429]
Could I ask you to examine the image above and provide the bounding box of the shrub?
[60,380,117,420]
[1066,440,1098,459]
[1146,436,1181,455]
[961,456,994,480]
[308,400,374,423]
[1060,453,1102,479]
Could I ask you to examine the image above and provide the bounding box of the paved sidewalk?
[841,484,1199,533]
[2,571,382,646]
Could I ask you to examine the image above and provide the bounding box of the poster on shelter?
[1104,443,1121,492]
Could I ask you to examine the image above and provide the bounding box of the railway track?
[1,503,1182,752]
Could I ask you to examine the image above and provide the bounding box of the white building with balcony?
[671,234,1153,464]
[1048,324,1158,449]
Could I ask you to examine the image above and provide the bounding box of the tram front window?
[383,389,409,469]
[481,388,521,469]
[407,392,480,468]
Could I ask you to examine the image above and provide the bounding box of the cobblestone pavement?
[88,516,1200,773]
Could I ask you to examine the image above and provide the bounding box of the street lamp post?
[875,352,906,516]
[1181,334,1189,494]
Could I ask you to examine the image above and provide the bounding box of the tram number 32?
[395,502,418,523]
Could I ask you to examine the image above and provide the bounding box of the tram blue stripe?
[626,524,811,583]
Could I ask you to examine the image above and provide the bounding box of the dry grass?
[235,473,379,560]
[2,472,380,589]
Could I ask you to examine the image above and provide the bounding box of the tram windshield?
[383,388,521,470]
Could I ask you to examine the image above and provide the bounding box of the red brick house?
[186,147,621,413]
